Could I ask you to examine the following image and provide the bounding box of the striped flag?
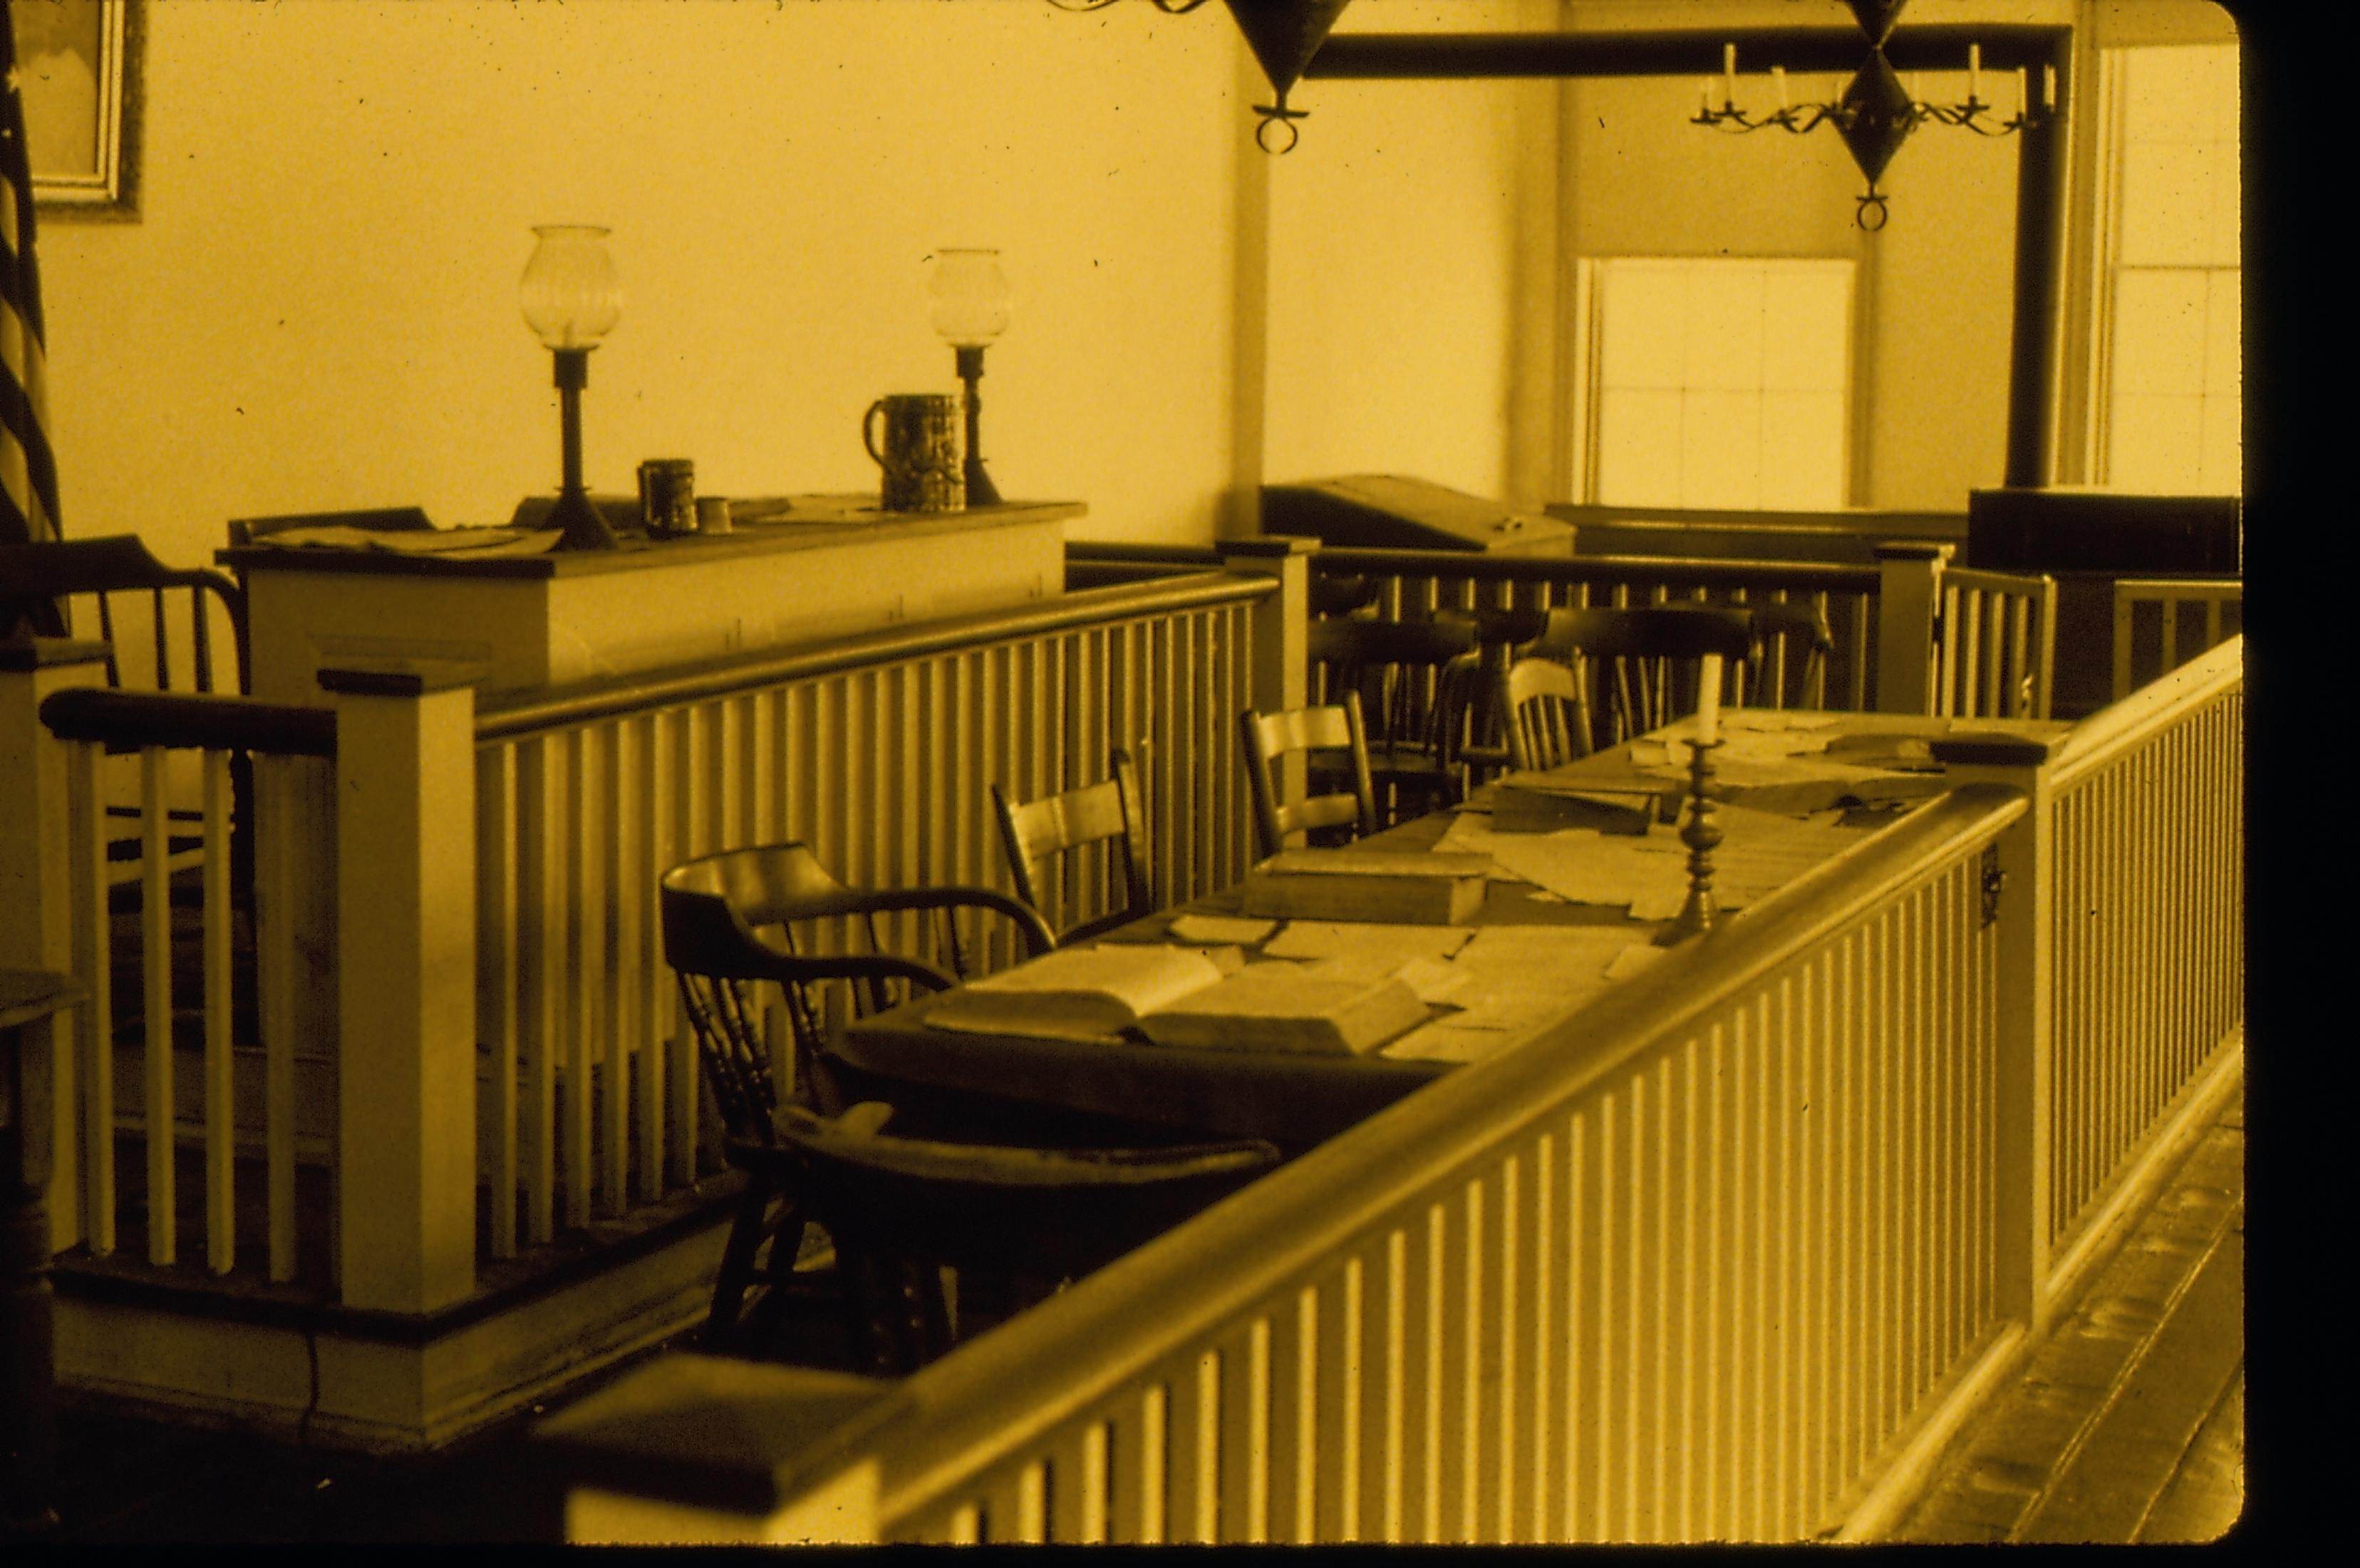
[0,6,66,633]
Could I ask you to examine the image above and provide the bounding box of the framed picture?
[14,0,142,217]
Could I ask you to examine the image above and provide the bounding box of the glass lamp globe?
[928,248,1013,348]
[520,225,623,351]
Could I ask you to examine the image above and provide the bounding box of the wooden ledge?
[534,1354,894,1519]
[317,658,492,698]
[0,637,113,673]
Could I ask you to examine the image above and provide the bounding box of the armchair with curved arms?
[658,841,1055,1354]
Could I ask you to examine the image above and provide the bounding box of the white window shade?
[1581,258,1853,511]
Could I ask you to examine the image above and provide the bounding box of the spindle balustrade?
[547,637,2245,1546]
[3,562,1289,1326]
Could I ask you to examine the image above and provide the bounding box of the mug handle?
[862,399,889,468]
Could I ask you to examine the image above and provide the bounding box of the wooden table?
[837,710,2066,1151]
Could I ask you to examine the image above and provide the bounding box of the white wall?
[1261,0,1561,500]
[38,0,1253,564]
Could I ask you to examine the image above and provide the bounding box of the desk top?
[216,496,1085,581]
[842,709,2057,1148]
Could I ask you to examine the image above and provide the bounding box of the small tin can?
[696,496,733,535]
[637,459,696,536]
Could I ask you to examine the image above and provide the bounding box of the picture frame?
[16,0,142,218]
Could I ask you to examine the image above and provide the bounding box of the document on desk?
[1381,928,1667,1064]
[1259,922,1474,966]
[1439,806,1868,920]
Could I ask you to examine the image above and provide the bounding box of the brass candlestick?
[1661,736,1723,944]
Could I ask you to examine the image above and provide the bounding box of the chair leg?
[702,1176,782,1351]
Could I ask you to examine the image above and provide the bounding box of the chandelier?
[1050,0,1357,152]
[1692,0,2050,229]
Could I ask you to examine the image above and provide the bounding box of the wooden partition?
[1935,636,2245,1302]
[12,665,331,1284]
[547,640,2247,1545]
[4,568,1288,1312]
[2111,578,2242,702]
[470,570,1280,1257]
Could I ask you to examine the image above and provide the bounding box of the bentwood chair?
[992,748,1155,947]
[1523,606,1759,756]
[770,1100,1279,1374]
[1308,616,1483,826]
[658,843,1055,1353]
[1239,689,1380,861]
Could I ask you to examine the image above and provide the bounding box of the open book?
[1239,848,1492,925]
[924,944,1427,1056]
[1134,962,1427,1056]
[923,945,1231,1039]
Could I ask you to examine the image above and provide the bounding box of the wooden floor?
[41,1094,2250,1544]
[1891,1089,2246,1544]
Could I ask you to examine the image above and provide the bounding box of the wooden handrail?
[1927,638,2243,781]
[1306,545,1880,597]
[2040,633,2241,788]
[844,785,2029,1521]
[37,687,336,757]
[475,570,1273,744]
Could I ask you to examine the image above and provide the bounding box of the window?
[1572,257,1853,510]
[2096,43,2240,494]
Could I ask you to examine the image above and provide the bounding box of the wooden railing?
[467,568,1284,1257]
[1935,635,2245,1299]
[2111,578,2242,702]
[544,638,2247,1545]
[4,559,1300,1315]
[26,674,331,1282]
[1934,566,2057,721]
[553,789,2033,1542]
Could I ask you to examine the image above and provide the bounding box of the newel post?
[1218,534,1313,719]
[1932,730,2064,1336]
[1874,541,1952,715]
[320,658,485,1314]
[0,640,110,1253]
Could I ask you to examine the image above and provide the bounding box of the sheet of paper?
[1261,922,1474,965]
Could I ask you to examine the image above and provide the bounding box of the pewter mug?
[862,394,963,514]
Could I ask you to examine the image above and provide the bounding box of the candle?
[1773,65,1788,109]
[2041,64,2054,110]
[1968,43,1982,102]
[1696,655,1722,747]
[1723,43,1738,107]
[1701,79,1714,115]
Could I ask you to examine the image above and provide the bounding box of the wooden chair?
[1737,601,1835,711]
[765,1100,1279,1374]
[1238,690,1379,861]
[1308,616,1481,826]
[658,842,1055,1354]
[0,533,248,693]
[0,534,256,890]
[1499,656,1591,771]
[1523,606,1757,754]
[1308,572,1381,619]
[992,748,1154,947]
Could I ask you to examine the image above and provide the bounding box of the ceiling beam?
[1303,26,2070,81]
